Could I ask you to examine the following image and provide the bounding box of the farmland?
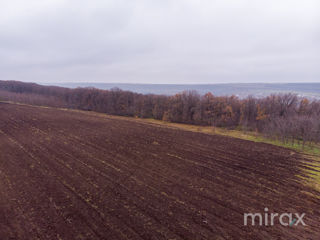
[0,102,320,239]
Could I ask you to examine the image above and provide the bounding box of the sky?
[0,0,319,84]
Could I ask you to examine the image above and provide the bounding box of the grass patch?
[302,156,320,194]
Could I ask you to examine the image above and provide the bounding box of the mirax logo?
[244,208,307,227]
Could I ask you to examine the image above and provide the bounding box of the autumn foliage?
[1,80,320,146]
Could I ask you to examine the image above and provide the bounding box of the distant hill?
[48,82,320,99]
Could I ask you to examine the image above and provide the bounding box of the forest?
[1,80,320,147]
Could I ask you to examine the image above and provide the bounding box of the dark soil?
[0,103,319,240]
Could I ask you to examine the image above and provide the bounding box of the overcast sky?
[0,0,319,84]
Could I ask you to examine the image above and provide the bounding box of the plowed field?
[0,102,319,240]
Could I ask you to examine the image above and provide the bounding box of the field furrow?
[0,103,319,240]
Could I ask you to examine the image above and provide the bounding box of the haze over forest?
[49,82,320,99]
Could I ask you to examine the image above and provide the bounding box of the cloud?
[0,0,319,83]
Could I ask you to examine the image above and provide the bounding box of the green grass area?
[305,164,320,194]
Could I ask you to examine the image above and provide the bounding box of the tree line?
[1,80,320,147]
